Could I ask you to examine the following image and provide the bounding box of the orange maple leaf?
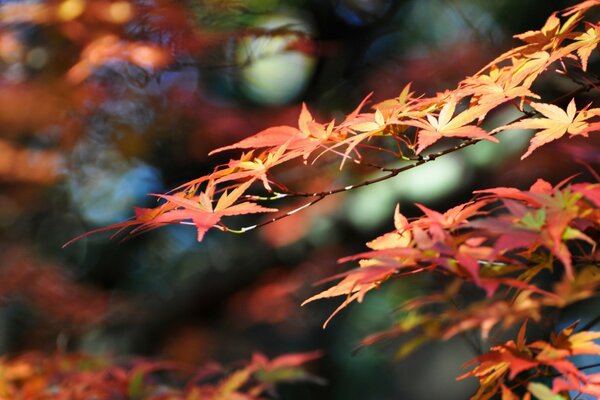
[67,180,277,245]
[154,180,277,241]
[513,13,561,48]
[460,66,540,114]
[302,265,398,328]
[209,103,339,163]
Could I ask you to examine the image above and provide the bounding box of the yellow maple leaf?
[493,99,600,159]
[403,98,499,154]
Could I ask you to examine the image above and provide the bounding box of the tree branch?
[225,83,594,233]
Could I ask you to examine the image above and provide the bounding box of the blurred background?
[0,0,598,398]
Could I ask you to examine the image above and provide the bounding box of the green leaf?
[555,188,582,210]
[256,367,308,384]
[527,382,566,400]
[128,371,145,399]
[562,226,585,241]
[520,209,546,230]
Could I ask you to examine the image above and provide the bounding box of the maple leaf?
[337,92,374,127]
[154,180,277,241]
[358,310,440,359]
[553,372,600,398]
[474,179,597,280]
[527,382,565,400]
[565,24,600,71]
[458,340,539,399]
[257,351,322,371]
[345,109,387,133]
[209,124,301,156]
[209,103,338,162]
[329,110,388,169]
[460,66,540,113]
[68,180,278,245]
[415,200,490,230]
[510,51,553,88]
[548,323,600,356]
[403,98,499,154]
[548,266,600,307]
[214,144,295,191]
[474,178,556,207]
[563,0,600,16]
[493,99,600,159]
[323,101,419,169]
[572,182,600,207]
[211,366,254,398]
[473,8,582,79]
[374,83,423,118]
[513,11,583,56]
[251,351,323,386]
[367,205,412,250]
[514,13,561,48]
[443,292,542,340]
[302,265,398,328]
[63,194,190,247]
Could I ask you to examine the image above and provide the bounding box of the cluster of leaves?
[70,1,600,245]
[0,351,321,399]
[313,178,599,398]
[460,322,600,399]
[305,178,600,328]
[68,1,600,399]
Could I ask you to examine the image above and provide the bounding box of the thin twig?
[265,84,593,202]
[222,83,594,232]
[546,362,600,378]
[224,195,326,233]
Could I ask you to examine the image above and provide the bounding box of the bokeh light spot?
[108,1,133,24]
[26,47,48,69]
[236,14,316,105]
[57,0,85,21]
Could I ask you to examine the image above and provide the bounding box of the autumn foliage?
[0,351,321,399]
[25,0,600,398]
[70,1,600,244]
[55,1,600,398]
